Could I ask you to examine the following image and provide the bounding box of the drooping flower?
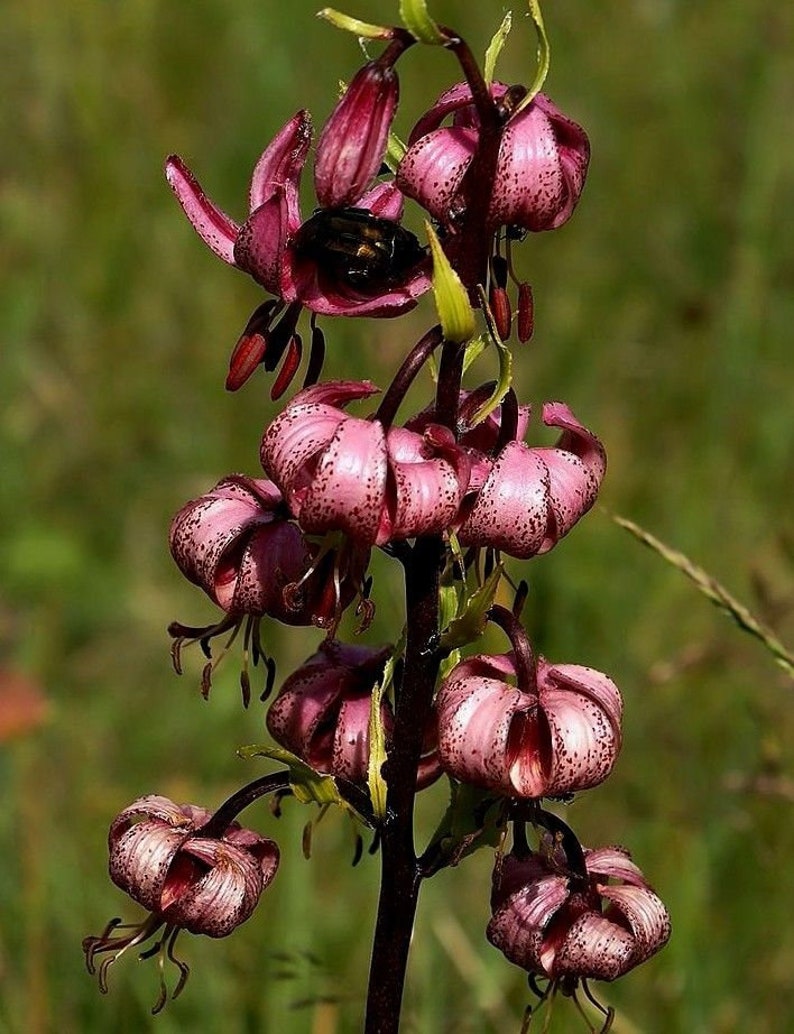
[168,475,370,702]
[260,381,472,548]
[397,82,590,235]
[84,795,279,1010]
[435,650,622,798]
[487,842,671,983]
[267,640,440,787]
[170,475,367,626]
[458,401,606,558]
[166,111,429,320]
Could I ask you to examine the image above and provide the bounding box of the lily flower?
[397,82,590,234]
[435,650,623,798]
[84,795,279,1011]
[458,401,606,558]
[487,842,671,983]
[166,111,429,319]
[168,475,370,702]
[267,640,440,788]
[260,381,472,548]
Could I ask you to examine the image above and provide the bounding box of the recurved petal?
[224,521,311,618]
[436,672,525,791]
[584,845,647,885]
[165,155,240,265]
[299,416,388,544]
[396,125,476,223]
[553,910,638,981]
[458,441,551,557]
[536,401,606,548]
[407,82,479,143]
[235,190,294,297]
[170,483,278,596]
[598,884,672,965]
[108,819,191,912]
[162,841,272,937]
[379,426,468,544]
[248,110,313,212]
[534,660,623,794]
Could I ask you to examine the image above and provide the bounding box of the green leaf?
[426,222,476,344]
[484,12,512,87]
[238,744,344,806]
[317,7,394,39]
[427,781,506,867]
[367,662,391,820]
[440,562,503,652]
[399,0,446,44]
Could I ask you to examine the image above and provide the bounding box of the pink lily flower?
[169,475,368,627]
[267,640,440,788]
[166,111,429,318]
[435,650,623,798]
[458,401,606,558]
[397,82,589,234]
[260,381,472,548]
[487,843,671,982]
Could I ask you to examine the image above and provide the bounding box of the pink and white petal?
[248,110,313,212]
[382,455,462,542]
[165,155,240,265]
[408,82,480,144]
[553,911,637,981]
[490,105,565,232]
[171,494,274,593]
[227,522,310,617]
[599,884,672,963]
[109,821,190,911]
[535,679,620,794]
[543,399,606,482]
[487,872,570,973]
[109,796,199,840]
[533,95,590,229]
[333,693,381,782]
[267,668,346,761]
[459,442,550,558]
[585,845,647,885]
[504,704,552,797]
[165,848,264,937]
[397,126,477,223]
[261,403,348,497]
[543,662,624,739]
[436,675,525,791]
[300,417,388,544]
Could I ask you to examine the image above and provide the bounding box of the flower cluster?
[86,7,670,1028]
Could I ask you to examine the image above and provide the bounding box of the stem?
[364,536,444,1033]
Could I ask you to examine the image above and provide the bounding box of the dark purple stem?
[364,25,503,1034]
[488,603,538,691]
[375,324,444,428]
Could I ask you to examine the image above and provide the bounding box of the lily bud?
[315,61,399,210]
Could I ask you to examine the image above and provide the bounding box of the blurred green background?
[2,1,794,1031]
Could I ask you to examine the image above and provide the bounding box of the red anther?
[517,282,534,343]
[271,333,303,401]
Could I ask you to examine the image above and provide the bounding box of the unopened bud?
[315,62,399,209]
